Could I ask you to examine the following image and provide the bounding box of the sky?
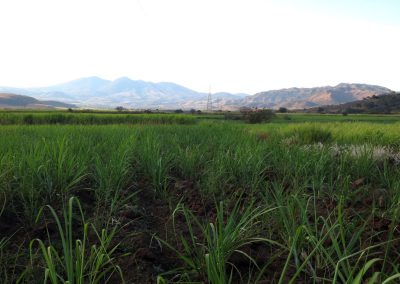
[0,0,399,94]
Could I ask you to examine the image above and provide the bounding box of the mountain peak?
[68,76,110,84]
[113,76,133,83]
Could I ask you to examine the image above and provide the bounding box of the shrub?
[23,114,34,124]
[245,109,275,124]
[224,112,243,120]
[48,114,69,124]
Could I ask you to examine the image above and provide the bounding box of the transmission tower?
[206,88,213,112]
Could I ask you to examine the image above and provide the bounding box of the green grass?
[30,197,123,284]
[157,199,280,283]
[274,113,400,124]
[250,121,400,146]
[0,112,196,125]
[1,113,400,283]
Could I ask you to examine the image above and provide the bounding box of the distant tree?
[224,112,243,120]
[144,109,152,114]
[283,114,291,120]
[196,110,202,114]
[245,109,275,124]
[23,114,34,125]
[366,102,376,109]
[383,105,391,114]
[174,109,184,113]
[189,108,196,114]
[317,107,325,113]
[239,106,253,114]
[115,106,125,112]
[278,107,288,113]
[67,108,73,112]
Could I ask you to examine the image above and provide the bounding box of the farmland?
[1,111,400,283]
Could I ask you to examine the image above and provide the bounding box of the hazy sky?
[0,0,399,94]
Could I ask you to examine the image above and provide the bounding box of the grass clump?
[294,125,333,144]
[29,197,124,284]
[157,199,280,283]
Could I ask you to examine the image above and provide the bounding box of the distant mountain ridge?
[305,91,400,114]
[0,77,247,109]
[0,93,76,109]
[225,83,391,110]
[0,79,392,110]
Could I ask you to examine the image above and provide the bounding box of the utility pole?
[206,87,213,112]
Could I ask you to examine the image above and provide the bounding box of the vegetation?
[30,197,123,284]
[223,109,276,123]
[245,109,275,124]
[1,111,400,283]
[305,92,400,114]
[0,111,196,125]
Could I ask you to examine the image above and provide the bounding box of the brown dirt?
[3,176,400,283]
[110,178,213,283]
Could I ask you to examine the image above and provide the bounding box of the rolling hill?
[0,93,76,109]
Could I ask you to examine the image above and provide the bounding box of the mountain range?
[0,77,392,110]
[0,77,247,109]
[225,83,392,110]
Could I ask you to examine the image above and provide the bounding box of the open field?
[1,112,400,283]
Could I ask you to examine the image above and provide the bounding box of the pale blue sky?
[280,0,400,24]
[0,0,399,94]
